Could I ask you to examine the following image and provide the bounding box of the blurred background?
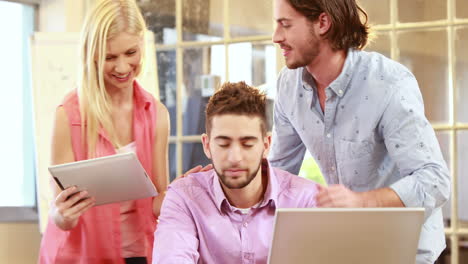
[0,0,467,263]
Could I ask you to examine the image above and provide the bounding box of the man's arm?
[317,74,450,214]
[381,75,450,213]
[268,69,307,174]
[152,186,200,264]
[316,184,404,207]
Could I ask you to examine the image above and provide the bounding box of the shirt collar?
[260,160,279,209]
[301,68,316,92]
[132,80,153,111]
[300,48,358,98]
[212,159,279,213]
[212,170,226,212]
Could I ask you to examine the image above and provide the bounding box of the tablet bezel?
[48,152,158,206]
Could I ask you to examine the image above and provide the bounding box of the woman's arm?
[49,106,95,230]
[151,101,170,217]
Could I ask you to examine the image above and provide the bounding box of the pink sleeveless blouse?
[38,81,158,264]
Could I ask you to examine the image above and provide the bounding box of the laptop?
[49,152,158,206]
[268,208,425,264]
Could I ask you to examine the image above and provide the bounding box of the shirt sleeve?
[152,186,199,264]
[380,73,450,218]
[268,69,307,175]
[304,183,319,208]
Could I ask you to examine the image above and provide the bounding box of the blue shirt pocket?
[336,139,378,190]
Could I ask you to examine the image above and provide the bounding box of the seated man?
[152,81,318,264]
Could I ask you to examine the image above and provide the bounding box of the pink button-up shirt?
[153,162,318,264]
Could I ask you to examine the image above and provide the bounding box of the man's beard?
[213,157,263,190]
[285,30,320,69]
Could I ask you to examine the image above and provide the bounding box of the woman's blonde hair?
[78,0,147,157]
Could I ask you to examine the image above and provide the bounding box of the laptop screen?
[268,208,424,264]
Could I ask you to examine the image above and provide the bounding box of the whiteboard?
[31,31,159,232]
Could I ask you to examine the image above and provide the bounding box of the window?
[0,0,37,221]
[360,0,468,262]
[137,0,276,180]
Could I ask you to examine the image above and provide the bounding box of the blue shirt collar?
[300,48,358,98]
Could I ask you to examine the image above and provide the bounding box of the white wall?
[0,1,89,264]
[39,0,86,32]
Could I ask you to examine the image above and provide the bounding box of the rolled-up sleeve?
[380,74,450,217]
[269,69,307,175]
[152,187,199,264]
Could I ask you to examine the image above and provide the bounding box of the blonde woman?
[38,1,169,263]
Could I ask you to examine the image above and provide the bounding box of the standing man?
[269,0,450,263]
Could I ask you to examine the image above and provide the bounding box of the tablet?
[49,152,158,206]
[268,208,425,264]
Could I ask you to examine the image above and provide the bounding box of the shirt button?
[243,222,248,228]
[338,89,343,95]
[326,133,331,138]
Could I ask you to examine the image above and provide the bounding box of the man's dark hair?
[287,0,370,50]
[205,81,267,135]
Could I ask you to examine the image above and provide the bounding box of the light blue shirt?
[269,49,450,263]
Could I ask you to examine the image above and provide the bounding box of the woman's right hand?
[52,186,96,230]
[174,164,213,182]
